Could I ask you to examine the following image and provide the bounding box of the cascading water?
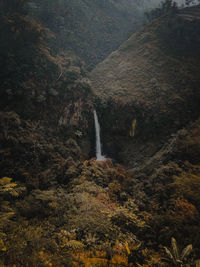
[93,110,106,161]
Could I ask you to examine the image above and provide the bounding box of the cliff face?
[90,9,200,166]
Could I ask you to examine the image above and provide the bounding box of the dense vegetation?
[158,10,200,57]
[1,0,200,266]
[145,0,178,21]
[27,0,156,70]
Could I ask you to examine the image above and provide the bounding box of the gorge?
[0,0,200,266]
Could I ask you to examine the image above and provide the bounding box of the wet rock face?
[58,99,91,130]
[98,102,135,159]
[93,98,166,167]
[96,100,136,137]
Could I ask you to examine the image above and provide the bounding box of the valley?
[0,1,200,266]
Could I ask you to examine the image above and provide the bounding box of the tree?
[145,0,178,22]
[185,0,195,6]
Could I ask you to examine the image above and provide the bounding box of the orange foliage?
[108,180,122,201]
[111,254,128,265]
[82,158,96,167]
[98,159,128,183]
[39,249,53,267]
[72,250,107,266]
[115,163,127,182]
[82,158,129,190]
[174,199,198,221]
[72,241,131,266]
[84,257,108,267]
[95,193,117,211]
[95,158,113,169]
[73,250,128,267]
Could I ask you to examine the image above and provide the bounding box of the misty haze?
[1,0,200,266]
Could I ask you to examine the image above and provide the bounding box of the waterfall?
[93,110,106,161]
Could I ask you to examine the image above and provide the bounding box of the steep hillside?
[0,1,94,185]
[87,8,200,263]
[1,2,200,266]
[90,7,200,166]
[28,0,159,69]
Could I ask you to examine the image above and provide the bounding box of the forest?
[1,0,200,266]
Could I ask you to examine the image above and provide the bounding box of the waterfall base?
[96,154,106,161]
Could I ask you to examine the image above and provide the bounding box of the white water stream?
[93,110,106,161]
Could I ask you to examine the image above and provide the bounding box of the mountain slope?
[28,0,160,69]
[89,8,200,256]
[90,8,200,165]
[1,3,200,266]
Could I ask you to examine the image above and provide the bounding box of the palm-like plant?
[163,237,192,266]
